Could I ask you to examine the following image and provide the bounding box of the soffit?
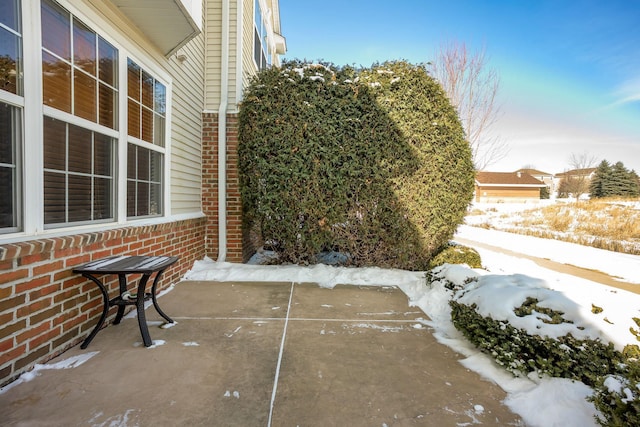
[110,0,201,56]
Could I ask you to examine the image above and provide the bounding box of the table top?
[73,255,179,275]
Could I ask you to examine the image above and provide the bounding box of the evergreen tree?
[589,160,611,198]
[540,186,550,199]
[630,170,640,197]
[589,160,640,199]
[610,162,630,196]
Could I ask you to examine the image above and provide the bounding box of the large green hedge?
[238,60,474,269]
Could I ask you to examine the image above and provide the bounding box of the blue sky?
[278,0,640,173]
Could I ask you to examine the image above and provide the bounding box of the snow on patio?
[3,223,638,426]
[182,225,640,427]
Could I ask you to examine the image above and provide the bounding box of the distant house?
[554,168,597,181]
[554,168,597,198]
[516,168,554,193]
[475,171,546,203]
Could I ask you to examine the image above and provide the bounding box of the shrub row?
[428,268,639,426]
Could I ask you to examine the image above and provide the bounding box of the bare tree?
[429,41,508,170]
[568,151,598,171]
[558,151,599,200]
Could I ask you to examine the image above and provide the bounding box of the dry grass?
[469,199,640,255]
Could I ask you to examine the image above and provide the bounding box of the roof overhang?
[273,33,287,55]
[110,0,202,56]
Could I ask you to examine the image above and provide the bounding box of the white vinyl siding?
[167,30,205,214]
[241,0,256,89]
[204,0,222,110]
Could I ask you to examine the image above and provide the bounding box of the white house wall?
[204,0,281,112]
[204,0,240,111]
[167,31,206,215]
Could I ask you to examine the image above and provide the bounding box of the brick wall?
[202,112,252,263]
[202,112,219,260]
[0,217,205,387]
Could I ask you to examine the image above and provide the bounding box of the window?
[127,144,162,217]
[253,0,271,70]
[41,0,118,227]
[43,117,114,225]
[126,59,165,218]
[0,0,171,238]
[41,0,118,128]
[0,102,20,230]
[0,0,22,95]
[0,0,22,233]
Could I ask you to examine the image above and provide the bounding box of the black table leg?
[135,274,153,347]
[151,269,174,324]
[81,273,110,349]
[113,274,128,325]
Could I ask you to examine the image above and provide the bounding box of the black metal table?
[73,255,179,348]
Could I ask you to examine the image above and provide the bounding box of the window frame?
[0,100,23,233]
[125,57,167,220]
[0,0,172,242]
[40,0,120,229]
[0,0,24,234]
[253,0,272,71]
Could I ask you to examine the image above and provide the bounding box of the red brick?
[0,294,25,312]
[16,322,49,344]
[0,244,21,261]
[32,260,63,277]
[61,314,88,332]
[29,326,61,351]
[61,276,84,289]
[30,305,62,325]
[0,319,26,340]
[16,298,52,318]
[0,337,13,353]
[53,246,82,259]
[14,344,48,370]
[63,295,88,311]
[15,276,50,294]
[28,283,60,300]
[64,253,91,268]
[52,308,80,327]
[0,310,13,325]
[53,327,81,349]
[53,268,74,281]
[0,343,26,366]
[91,249,112,260]
[0,285,11,300]
[19,252,51,266]
[0,260,13,271]
[0,268,29,285]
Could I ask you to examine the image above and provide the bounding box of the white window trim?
[0,0,174,243]
[123,54,172,221]
[253,0,274,71]
[22,0,44,237]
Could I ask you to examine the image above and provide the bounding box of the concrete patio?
[1,280,523,426]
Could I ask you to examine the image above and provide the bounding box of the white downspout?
[217,0,230,262]
[236,0,244,104]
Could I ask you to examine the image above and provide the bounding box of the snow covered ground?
[183,224,640,427]
[4,210,638,426]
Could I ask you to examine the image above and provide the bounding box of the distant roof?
[476,171,546,187]
[555,167,597,177]
[515,168,553,177]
